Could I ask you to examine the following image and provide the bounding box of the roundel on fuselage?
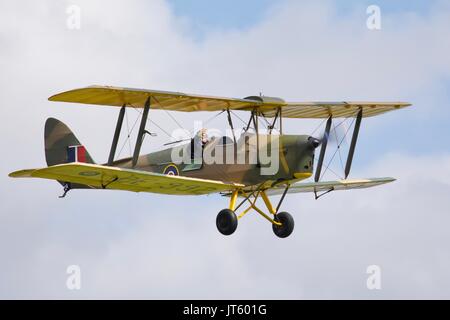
[163,164,179,176]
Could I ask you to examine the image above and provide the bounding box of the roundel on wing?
[163,164,179,176]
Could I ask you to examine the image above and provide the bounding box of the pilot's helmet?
[195,128,209,145]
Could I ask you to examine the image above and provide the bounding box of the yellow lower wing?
[263,177,395,195]
[9,163,243,195]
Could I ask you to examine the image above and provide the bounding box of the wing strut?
[108,105,126,166]
[344,108,363,178]
[132,97,151,167]
[279,107,283,134]
[252,109,260,166]
[226,108,237,145]
[314,116,332,182]
[268,107,281,134]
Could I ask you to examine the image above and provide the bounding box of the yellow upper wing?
[49,85,411,118]
[9,163,243,195]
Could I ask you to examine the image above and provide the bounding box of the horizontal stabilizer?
[265,177,395,196]
[8,169,36,178]
[9,163,243,195]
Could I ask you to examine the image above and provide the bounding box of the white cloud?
[1,0,450,298]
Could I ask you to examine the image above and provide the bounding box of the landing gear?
[216,209,238,235]
[272,212,294,238]
[216,187,295,238]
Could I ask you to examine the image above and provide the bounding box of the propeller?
[313,117,332,182]
[309,122,348,150]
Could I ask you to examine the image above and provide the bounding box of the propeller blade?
[314,116,332,182]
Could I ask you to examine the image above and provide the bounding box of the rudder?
[45,118,95,166]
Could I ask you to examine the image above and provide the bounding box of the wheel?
[216,209,238,236]
[272,211,294,238]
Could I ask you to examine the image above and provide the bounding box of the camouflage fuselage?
[115,134,317,186]
[44,118,317,187]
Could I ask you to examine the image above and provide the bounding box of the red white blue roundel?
[163,164,179,176]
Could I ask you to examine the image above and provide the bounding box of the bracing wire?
[125,108,132,156]
[229,110,248,126]
[310,118,327,137]
[117,108,140,159]
[129,105,173,138]
[151,96,185,131]
[332,121,345,173]
[319,117,356,181]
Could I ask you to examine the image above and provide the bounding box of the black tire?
[272,211,294,238]
[216,209,238,236]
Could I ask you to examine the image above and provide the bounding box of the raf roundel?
[163,164,179,176]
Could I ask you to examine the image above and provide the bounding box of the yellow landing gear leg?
[260,191,276,215]
[260,190,295,238]
[229,189,239,211]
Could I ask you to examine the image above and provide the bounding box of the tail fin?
[45,118,95,166]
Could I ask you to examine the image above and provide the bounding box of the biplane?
[9,86,411,238]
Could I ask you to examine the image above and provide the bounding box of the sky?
[1,0,450,299]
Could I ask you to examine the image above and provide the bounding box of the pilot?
[191,128,209,161]
[195,128,210,147]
